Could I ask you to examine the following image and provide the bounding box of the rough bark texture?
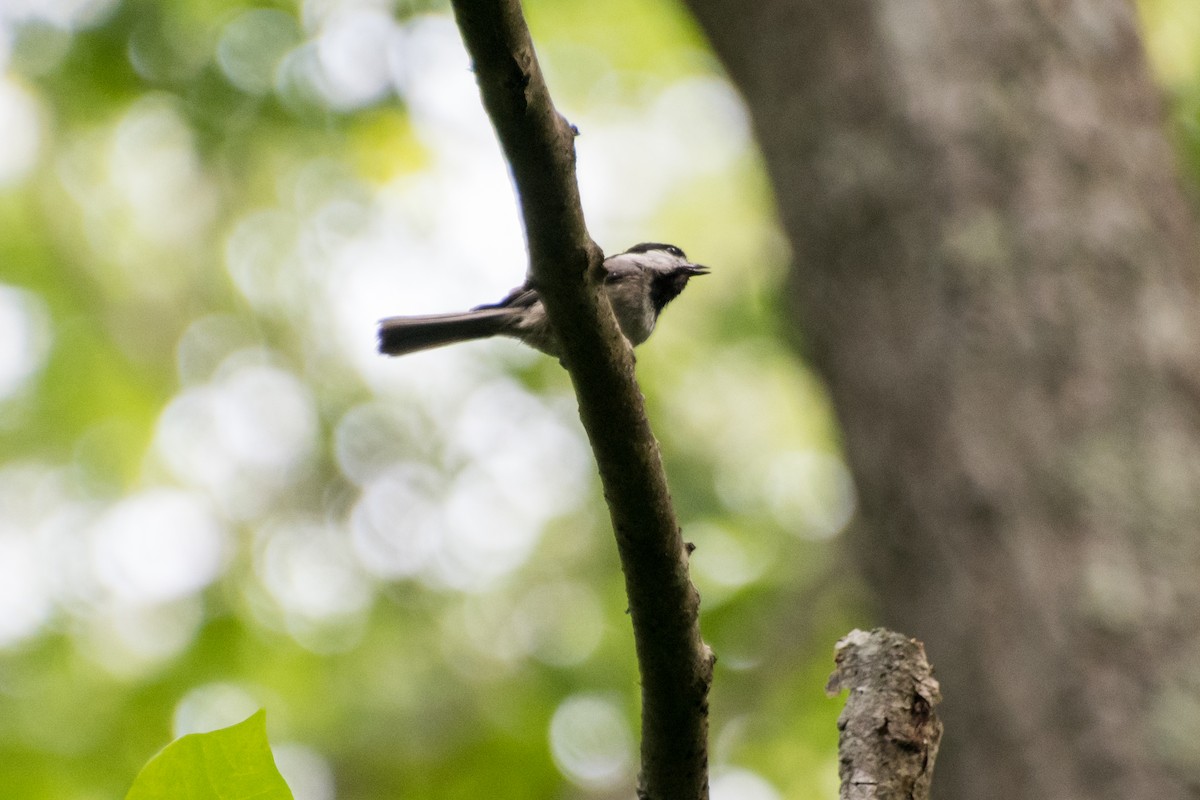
[683,0,1200,798]
[826,629,942,800]
[447,2,713,797]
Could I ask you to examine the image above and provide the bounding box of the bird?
[377,242,708,358]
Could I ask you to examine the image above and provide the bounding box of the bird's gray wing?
[474,284,540,310]
[600,253,642,284]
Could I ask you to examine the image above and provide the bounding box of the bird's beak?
[686,264,710,275]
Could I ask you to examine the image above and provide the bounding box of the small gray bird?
[377,243,708,358]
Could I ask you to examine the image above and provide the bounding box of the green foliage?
[126,710,294,800]
[1139,0,1200,184]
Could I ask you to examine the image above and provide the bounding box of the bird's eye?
[666,245,683,257]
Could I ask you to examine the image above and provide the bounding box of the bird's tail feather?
[377,308,515,356]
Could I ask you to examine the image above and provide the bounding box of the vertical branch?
[445,1,714,798]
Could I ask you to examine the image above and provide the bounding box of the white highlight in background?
[549,694,634,790]
[0,76,41,185]
[0,531,54,646]
[0,284,51,401]
[88,488,228,604]
[173,682,264,737]
[711,768,783,800]
[155,352,318,519]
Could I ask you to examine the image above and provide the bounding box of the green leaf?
[125,710,294,800]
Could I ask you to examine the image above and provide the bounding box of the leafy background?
[0,1,1196,798]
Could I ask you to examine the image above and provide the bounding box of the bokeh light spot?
[79,598,205,678]
[225,209,301,312]
[452,379,589,519]
[110,95,218,247]
[335,401,428,487]
[512,581,604,667]
[765,450,857,540]
[350,464,445,579]
[434,465,545,589]
[256,518,372,623]
[273,742,336,800]
[216,8,303,95]
[0,530,54,647]
[173,682,265,737]
[175,314,260,386]
[711,768,783,800]
[687,521,771,592]
[156,352,318,519]
[0,76,43,186]
[314,7,398,109]
[2,0,120,30]
[549,694,635,790]
[88,488,227,604]
[0,284,51,401]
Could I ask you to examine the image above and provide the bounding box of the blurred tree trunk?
[683,0,1200,798]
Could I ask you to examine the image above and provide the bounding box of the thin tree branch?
[445,1,714,798]
[826,629,943,800]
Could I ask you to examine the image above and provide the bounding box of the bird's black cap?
[625,242,687,259]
